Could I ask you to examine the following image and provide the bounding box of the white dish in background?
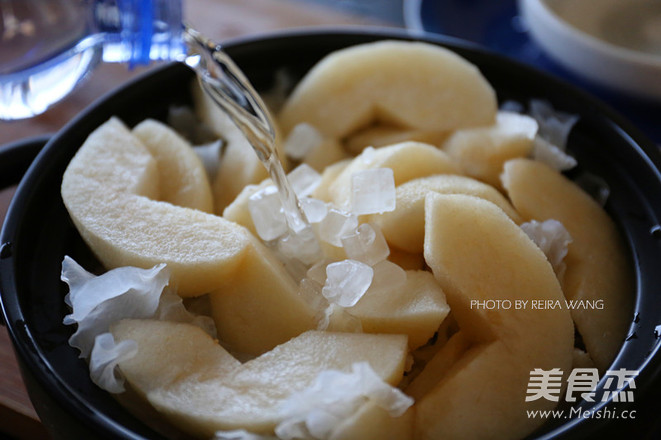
[519,0,661,101]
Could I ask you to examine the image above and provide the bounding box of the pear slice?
[344,124,448,156]
[405,331,470,400]
[349,270,450,349]
[328,141,461,210]
[209,236,318,356]
[303,137,350,172]
[387,248,425,271]
[278,40,496,138]
[501,158,633,371]
[61,118,252,297]
[443,111,538,189]
[132,119,214,213]
[110,319,241,395]
[372,174,521,253]
[419,194,574,439]
[112,320,408,438]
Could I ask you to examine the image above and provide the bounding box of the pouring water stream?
[181,26,308,234]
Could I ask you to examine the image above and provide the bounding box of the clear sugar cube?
[300,197,328,223]
[318,209,358,247]
[341,223,390,266]
[248,185,288,241]
[322,259,373,307]
[288,163,322,197]
[350,168,396,215]
[277,226,323,266]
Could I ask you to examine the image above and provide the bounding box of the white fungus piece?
[214,430,275,440]
[62,257,169,359]
[521,219,573,280]
[248,185,288,241]
[275,362,414,440]
[194,139,224,182]
[214,429,275,440]
[317,303,362,333]
[317,209,359,247]
[529,99,579,150]
[300,197,328,223]
[341,223,390,266]
[284,123,324,161]
[364,260,407,297]
[531,136,577,171]
[322,260,373,307]
[89,333,138,393]
[288,163,322,197]
[350,168,396,215]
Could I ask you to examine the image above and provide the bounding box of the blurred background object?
[404,0,661,144]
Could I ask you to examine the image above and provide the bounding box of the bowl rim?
[2,25,661,440]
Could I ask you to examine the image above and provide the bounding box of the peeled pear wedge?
[387,247,425,271]
[349,270,450,349]
[278,40,497,138]
[443,111,538,189]
[328,141,461,209]
[112,320,408,438]
[405,331,470,401]
[61,117,252,297]
[344,124,448,156]
[418,194,574,440]
[303,137,350,172]
[501,158,633,371]
[132,119,214,213]
[110,319,241,396]
[371,174,522,253]
[209,236,318,356]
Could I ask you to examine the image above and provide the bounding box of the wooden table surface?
[0,1,394,438]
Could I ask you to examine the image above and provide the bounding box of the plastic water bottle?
[0,0,305,231]
[0,0,185,120]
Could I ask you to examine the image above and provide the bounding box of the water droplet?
[650,225,661,240]
[0,242,12,259]
[626,332,638,341]
[633,313,641,323]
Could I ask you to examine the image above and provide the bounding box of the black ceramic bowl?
[2,28,661,440]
